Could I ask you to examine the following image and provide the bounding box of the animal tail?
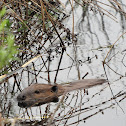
[63,79,107,93]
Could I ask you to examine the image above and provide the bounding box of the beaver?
[17,79,107,108]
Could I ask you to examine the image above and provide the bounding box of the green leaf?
[0,7,19,71]
[0,8,6,18]
[0,19,9,32]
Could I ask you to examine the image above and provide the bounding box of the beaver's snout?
[17,94,26,101]
[17,94,28,108]
[18,101,27,108]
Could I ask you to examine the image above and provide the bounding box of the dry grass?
[0,0,126,125]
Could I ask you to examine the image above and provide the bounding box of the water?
[0,0,126,126]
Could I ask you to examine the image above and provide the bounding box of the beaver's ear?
[51,85,58,92]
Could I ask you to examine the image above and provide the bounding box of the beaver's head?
[17,84,64,108]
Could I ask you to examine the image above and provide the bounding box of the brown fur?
[17,79,107,108]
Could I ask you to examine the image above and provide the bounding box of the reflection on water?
[0,0,126,126]
[1,43,126,125]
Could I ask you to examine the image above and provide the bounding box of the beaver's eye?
[51,86,58,92]
[35,90,40,94]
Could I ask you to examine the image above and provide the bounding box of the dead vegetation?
[0,0,126,125]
